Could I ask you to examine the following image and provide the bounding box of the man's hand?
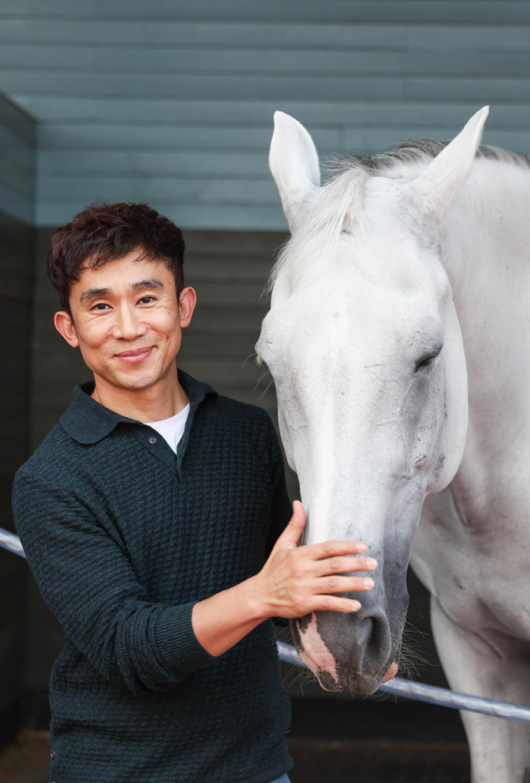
[248,500,377,619]
[192,501,377,657]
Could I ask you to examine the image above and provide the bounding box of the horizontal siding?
[0,21,529,49]
[37,150,309,176]
[1,1,530,24]
[19,97,530,126]
[37,129,530,173]
[0,89,35,146]
[1,21,530,48]
[7,72,530,101]
[37,175,278,203]
[36,203,285,231]
[2,4,530,229]
[37,112,530,150]
[0,95,34,222]
[0,181,34,224]
[4,46,530,77]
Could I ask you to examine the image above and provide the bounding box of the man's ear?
[178,287,197,329]
[54,311,79,348]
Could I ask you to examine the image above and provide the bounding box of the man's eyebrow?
[130,278,165,292]
[79,287,111,303]
[79,279,165,304]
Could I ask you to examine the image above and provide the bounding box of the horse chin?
[290,604,404,695]
[300,648,398,695]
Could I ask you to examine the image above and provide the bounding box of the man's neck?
[91,364,189,423]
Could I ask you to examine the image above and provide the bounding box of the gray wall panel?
[14,96,530,126]
[2,20,529,49]
[37,176,278,204]
[3,1,529,231]
[0,1,529,24]
[6,44,530,77]
[36,203,286,232]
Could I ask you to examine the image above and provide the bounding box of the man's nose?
[112,304,148,340]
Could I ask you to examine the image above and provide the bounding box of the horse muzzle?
[290,589,406,694]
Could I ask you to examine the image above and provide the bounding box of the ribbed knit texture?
[12,371,293,783]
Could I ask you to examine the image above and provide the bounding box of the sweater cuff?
[155,602,216,677]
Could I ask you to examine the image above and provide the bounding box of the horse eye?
[415,356,433,371]
[414,348,442,373]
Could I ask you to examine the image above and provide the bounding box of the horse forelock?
[268,167,369,292]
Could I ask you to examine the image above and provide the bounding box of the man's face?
[55,250,196,391]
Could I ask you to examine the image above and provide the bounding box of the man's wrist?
[237,575,273,624]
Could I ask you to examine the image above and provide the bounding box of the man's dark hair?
[47,202,185,313]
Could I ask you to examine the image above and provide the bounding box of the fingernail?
[363,578,374,589]
[350,600,361,611]
[366,558,378,569]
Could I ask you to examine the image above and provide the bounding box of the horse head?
[257,108,488,694]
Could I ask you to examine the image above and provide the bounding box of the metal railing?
[3,528,530,725]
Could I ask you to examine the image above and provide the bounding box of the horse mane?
[269,140,530,290]
[331,138,530,176]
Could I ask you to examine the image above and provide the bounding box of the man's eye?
[92,303,110,311]
[138,296,156,304]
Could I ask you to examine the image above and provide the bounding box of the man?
[13,202,377,783]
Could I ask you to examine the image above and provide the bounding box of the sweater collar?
[60,369,217,445]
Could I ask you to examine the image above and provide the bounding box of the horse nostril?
[352,612,393,679]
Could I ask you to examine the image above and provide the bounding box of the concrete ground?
[0,729,50,783]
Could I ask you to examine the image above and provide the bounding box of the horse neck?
[440,159,530,533]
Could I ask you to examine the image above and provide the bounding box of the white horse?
[257,107,530,782]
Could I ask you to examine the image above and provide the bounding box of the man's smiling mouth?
[114,346,155,365]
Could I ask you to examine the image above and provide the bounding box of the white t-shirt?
[147,404,190,454]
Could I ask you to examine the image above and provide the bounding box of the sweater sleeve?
[265,418,293,555]
[12,469,215,695]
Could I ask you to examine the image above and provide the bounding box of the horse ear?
[269,111,321,232]
[404,106,489,225]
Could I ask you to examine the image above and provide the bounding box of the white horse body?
[259,108,530,782]
[413,158,530,782]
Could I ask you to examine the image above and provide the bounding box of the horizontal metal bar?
[0,528,25,558]
[276,641,530,725]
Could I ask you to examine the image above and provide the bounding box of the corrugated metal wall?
[1,0,529,229]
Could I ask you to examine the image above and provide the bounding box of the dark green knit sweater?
[12,370,293,783]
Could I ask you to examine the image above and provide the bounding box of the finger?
[317,575,375,594]
[305,540,369,560]
[382,662,398,683]
[309,596,362,613]
[314,556,378,577]
[277,500,306,549]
